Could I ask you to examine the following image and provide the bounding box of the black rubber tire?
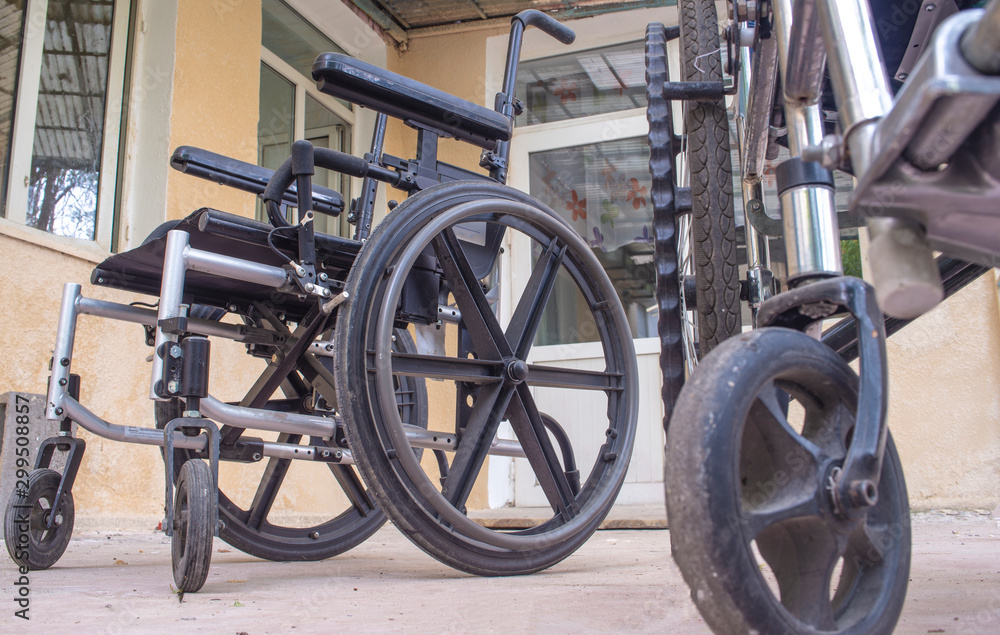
[335,181,639,576]
[666,328,910,634]
[679,0,742,356]
[171,459,214,593]
[3,469,74,570]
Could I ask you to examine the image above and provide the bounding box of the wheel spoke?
[525,364,624,391]
[443,382,517,508]
[752,382,824,465]
[246,433,300,531]
[756,518,845,630]
[432,228,512,361]
[506,236,566,359]
[742,492,823,542]
[328,464,378,517]
[389,351,503,383]
[506,383,578,517]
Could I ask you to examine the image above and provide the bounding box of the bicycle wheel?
[678,0,742,356]
[666,328,910,634]
[335,181,639,576]
[155,328,426,562]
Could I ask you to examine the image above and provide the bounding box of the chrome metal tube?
[63,395,206,450]
[961,0,1000,74]
[78,297,248,341]
[150,230,190,400]
[200,396,338,438]
[814,0,893,175]
[186,247,289,289]
[47,283,82,419]
[741,38,780,182]
[780,186,842,276]
[784,0,827,104]
[773,0,842,280]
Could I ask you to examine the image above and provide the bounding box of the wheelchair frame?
[6,9,641,592]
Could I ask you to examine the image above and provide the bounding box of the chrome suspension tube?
[815,0,943,318]
[772,0,841,281]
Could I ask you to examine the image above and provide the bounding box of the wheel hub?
[505,359,529,384]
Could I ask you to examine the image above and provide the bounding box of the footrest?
[312,53,511,149]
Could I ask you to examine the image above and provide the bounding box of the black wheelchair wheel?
[678,0,741,356]
[666,328,910,634]
[171,459,214,593]
[3,468,74,570]
[155,328,426,562]
[335,181,639,576]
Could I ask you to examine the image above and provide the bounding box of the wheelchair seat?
[312,53,512,149]
[92,209,361,319]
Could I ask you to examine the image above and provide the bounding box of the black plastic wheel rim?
[365,197,638,552]
[28,484,67,551]
[734,369,908,631]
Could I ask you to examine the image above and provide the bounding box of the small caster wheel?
[4,468,75,569]
[171,459,214,593]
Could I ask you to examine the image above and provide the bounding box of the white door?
[504,113,666,507]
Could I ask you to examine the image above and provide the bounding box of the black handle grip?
[513,9,575,45]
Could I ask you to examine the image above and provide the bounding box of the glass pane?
[27,0,114,239]
[261,0,350,110]
[529,137,655,345]
[516,41,647,127]
[305,93,350,237]
[0,1,25,219]
[257,63,294,222]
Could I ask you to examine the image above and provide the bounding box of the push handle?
[513,9,575,45]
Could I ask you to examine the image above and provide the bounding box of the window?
[1,0,133,249]
[515,40,647,127]
[258,0,353,237]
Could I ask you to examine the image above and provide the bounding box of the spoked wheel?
[666,328,910,634]
[677,0,741,357]
[4,469,74,569]
[171,459,214,593]
[155,328,427,562]
[335,181,639,576]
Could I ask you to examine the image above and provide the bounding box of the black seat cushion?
[312,53,511,149]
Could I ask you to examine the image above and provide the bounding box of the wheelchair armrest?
[170,146,345,217]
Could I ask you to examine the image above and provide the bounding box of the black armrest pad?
[170,146,345,217]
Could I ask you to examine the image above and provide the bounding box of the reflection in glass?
[529,137,654,345]
[0,0,25,218]
[305,93,349,236]
[261,0,350,110]
[27,0,114,239]
[516,41,647,127]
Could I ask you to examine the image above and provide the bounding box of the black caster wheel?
[335,181,639,576]
[171,459,214,593]
[155,327,426,562]
[4,468,74,570]
[666,328,910,634]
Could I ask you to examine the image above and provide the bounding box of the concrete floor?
[0,510,998,633]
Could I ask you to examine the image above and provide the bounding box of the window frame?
[259,41,355,237]
[1,0,132,255]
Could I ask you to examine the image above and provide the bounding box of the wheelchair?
[3,10,641,592]
[646,0,1000,633]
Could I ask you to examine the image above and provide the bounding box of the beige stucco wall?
[885,274,1000,510]
[166,0,261,221]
